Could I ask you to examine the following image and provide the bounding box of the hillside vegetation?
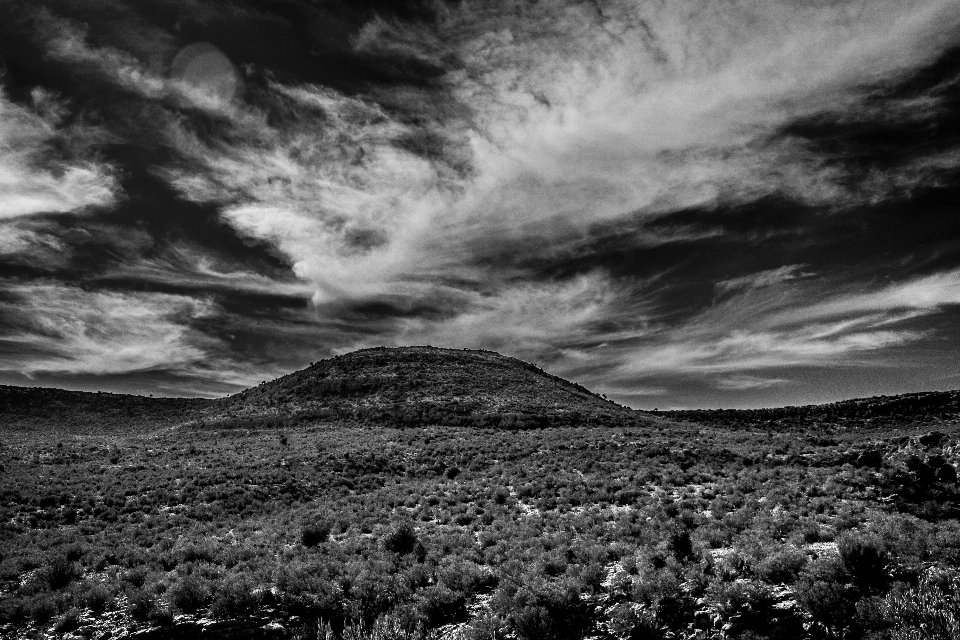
[206,346,640,429]
[0,386,205,435]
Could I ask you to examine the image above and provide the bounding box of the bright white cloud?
[156,0,960,308]
[611,267,960,382]
[0,89,117,218]
[391,272,625,361]
[0,284,216,376]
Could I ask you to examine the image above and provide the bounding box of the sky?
[1,0,959,409]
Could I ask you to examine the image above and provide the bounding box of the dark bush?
[301,519,333,547]
[417,584,468,628]
[180,542,218,564]
[838,533,888,591]
[211,575,262,618]
[169,575,211,614]
[29,594,57,625]
[45,556,79,590]
[796,575,856,637]
[855,450,883,469]
[53,608,82,633]
[128,589,154,622]
[938,464,958,484]
[757,547,808,584]
[667,527,694,560]
[383,521,419,555]
[504,577,593,640]
[84,582,113,614]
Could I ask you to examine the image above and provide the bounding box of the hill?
[204,346,640,429]
[0,385,205,435]
[0,347,642,434]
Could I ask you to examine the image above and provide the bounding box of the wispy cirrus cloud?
[0,283,216,377]
[154,0,960,304]
[717,265,813,294]
[609,267,960,385]
[0,88,117,218]
[715,375,789,391]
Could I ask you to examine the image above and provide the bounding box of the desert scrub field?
[2,417,960,639]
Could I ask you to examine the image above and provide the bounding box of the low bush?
[883,567,960,640]
[44,556,79,590]
[211,575,262,618]
[83,582,113,614]
[756,547,808,584]
[383,522,420,556]
[838,533,888,592]
[169,574,211,614]
[302,519,333,547]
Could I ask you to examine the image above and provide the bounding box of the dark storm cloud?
[1,0,960,405]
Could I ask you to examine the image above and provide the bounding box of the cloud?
[389,271,627,361]
[98,245,314,299]
[612,267,960,381]
[715,375,789,391]
[717,265,813,294]
[0,222,70,267]
[0,283,217,376]
[153,0,960,308]
[0,89,117,218]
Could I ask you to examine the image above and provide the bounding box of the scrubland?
[3,413,960,639]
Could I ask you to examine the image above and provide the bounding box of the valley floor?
[2,417,960,639]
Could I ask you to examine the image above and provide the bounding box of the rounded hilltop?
[209,346,641,428]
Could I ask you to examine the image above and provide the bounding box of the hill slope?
[0,385,206,434]
[0,347,642,433]
[666,389,960,432]
[205,346,639,428]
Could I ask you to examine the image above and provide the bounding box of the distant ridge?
[0,385,205,434]
[664,389,960,431]
[204,346,640,429]
[6,346,960,435]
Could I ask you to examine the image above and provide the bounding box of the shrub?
[169,574,211,614]
[883,567,960,640]
[705,580,776,632]
[128,588,155,622]
[795,573,856,638]
[667,527,694,561]
[84,582,113,614]
[180,541,218,564]
[211,575,262,618]
[756,547,808,584]
[302,519,333,547]
[383,522,419,556]
[45,556,80,590]
[28,594,58,625]
[499,577,593,640]
[838,533,888,592]
[53,607,82,633]
[416,584,467,628]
